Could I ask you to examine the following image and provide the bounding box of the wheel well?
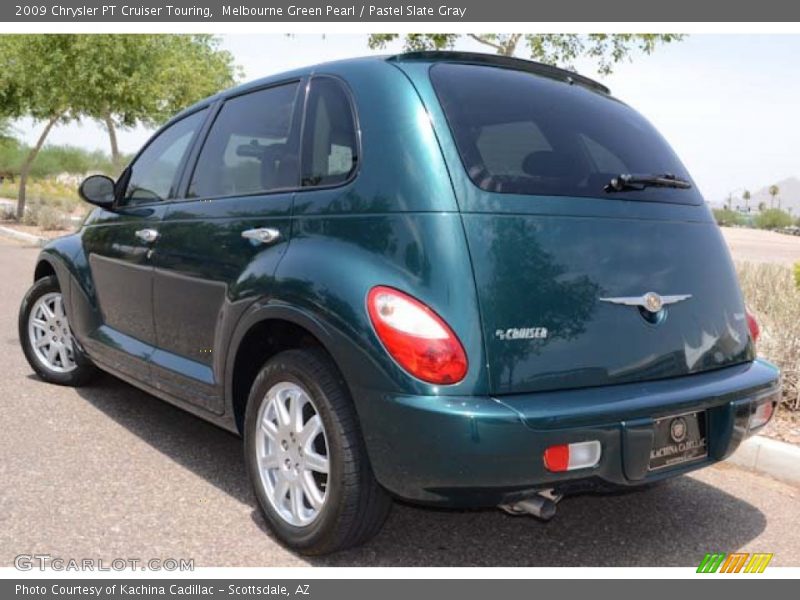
[34,260,55,282]
[230,319,332,434]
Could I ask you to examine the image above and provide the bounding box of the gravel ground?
[763,410,800,446]
[721,226,800,445]
[721,226,800,266]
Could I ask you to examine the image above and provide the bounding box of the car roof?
[172,51,610,122]
[387,51,610,95]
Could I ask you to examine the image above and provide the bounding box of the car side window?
[121,109,206,207]
[188,83,301,199]
[301,77,358,188]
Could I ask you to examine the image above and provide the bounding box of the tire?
[19,275,97,387]
[244,348,392,554]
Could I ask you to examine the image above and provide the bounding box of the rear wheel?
[244,348,391,554]
[19,275,97,386]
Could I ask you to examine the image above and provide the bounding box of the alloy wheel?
[27,292,76,374]
[255,381,330,527]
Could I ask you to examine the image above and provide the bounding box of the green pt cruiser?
[19,51,780,554]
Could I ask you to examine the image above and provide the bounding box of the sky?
[11,33,800,204]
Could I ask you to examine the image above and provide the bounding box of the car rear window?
[430,63,702,204]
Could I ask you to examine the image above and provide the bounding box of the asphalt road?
[1,236,799,567]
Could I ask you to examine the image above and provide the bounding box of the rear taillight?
[746,310,760,344]
[749,400,775,430]
[367,286,468,384]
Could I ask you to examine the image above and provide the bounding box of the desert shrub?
[0,178,81,214]
[795,262,800,290]
[0,138,122,179]
[736,261,800,410]
[0,181,16,200]
[20,201,38,226]
[21,200,68,230]
[754,208,794,230]
[37,205,68,231]
[712,208,745,227]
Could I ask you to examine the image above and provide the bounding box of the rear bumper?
[355,359,780,505]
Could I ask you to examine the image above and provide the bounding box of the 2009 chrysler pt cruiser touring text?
[19,52,780,554]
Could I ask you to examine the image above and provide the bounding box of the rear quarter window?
[301,77,358,188]
[430,62,702,205]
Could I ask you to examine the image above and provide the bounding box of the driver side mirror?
[78,174,116,209]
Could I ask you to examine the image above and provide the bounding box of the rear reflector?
[746,310,760,343]
[544,441,602,472]
[749,401,775,430]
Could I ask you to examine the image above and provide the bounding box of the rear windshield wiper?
[604,173,692,193]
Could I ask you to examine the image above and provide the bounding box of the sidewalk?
[727,435,800,487]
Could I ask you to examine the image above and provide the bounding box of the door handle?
[135,228,160,243]
[242,227,281,245]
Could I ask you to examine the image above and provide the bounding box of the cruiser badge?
[495,327,548,341]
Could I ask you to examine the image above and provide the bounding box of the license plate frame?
[648,410,708,471]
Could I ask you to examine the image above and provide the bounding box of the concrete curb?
[727,435,800,486]
[0,225,46,247]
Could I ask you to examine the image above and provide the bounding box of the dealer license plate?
[648,411,707,470]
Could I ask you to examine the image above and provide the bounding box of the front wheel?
[19,275,97,386]
[244,348,392,554]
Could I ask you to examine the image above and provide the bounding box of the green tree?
[768,184,780,210]
[742,189,751,212]
[368,34,684,74]
[0,35,89,218]
[0,34,238,219]
[754,208,793,230]
[77,35,238,168]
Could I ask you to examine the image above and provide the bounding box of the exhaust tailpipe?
[499,491,561,520]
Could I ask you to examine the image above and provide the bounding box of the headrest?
[260,144,286,189]
[522,151,575,179]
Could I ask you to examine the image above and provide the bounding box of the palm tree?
[769,184,780,210]
[742,190,751,212]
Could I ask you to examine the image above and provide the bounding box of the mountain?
[749,177,800,214]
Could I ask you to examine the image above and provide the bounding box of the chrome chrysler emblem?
[599,292,692,313]
[670,417,688,443]
[643,292,662,313]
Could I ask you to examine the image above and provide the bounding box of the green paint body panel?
[32,54,780,505]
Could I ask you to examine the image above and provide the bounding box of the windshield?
[430,62,703,205]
